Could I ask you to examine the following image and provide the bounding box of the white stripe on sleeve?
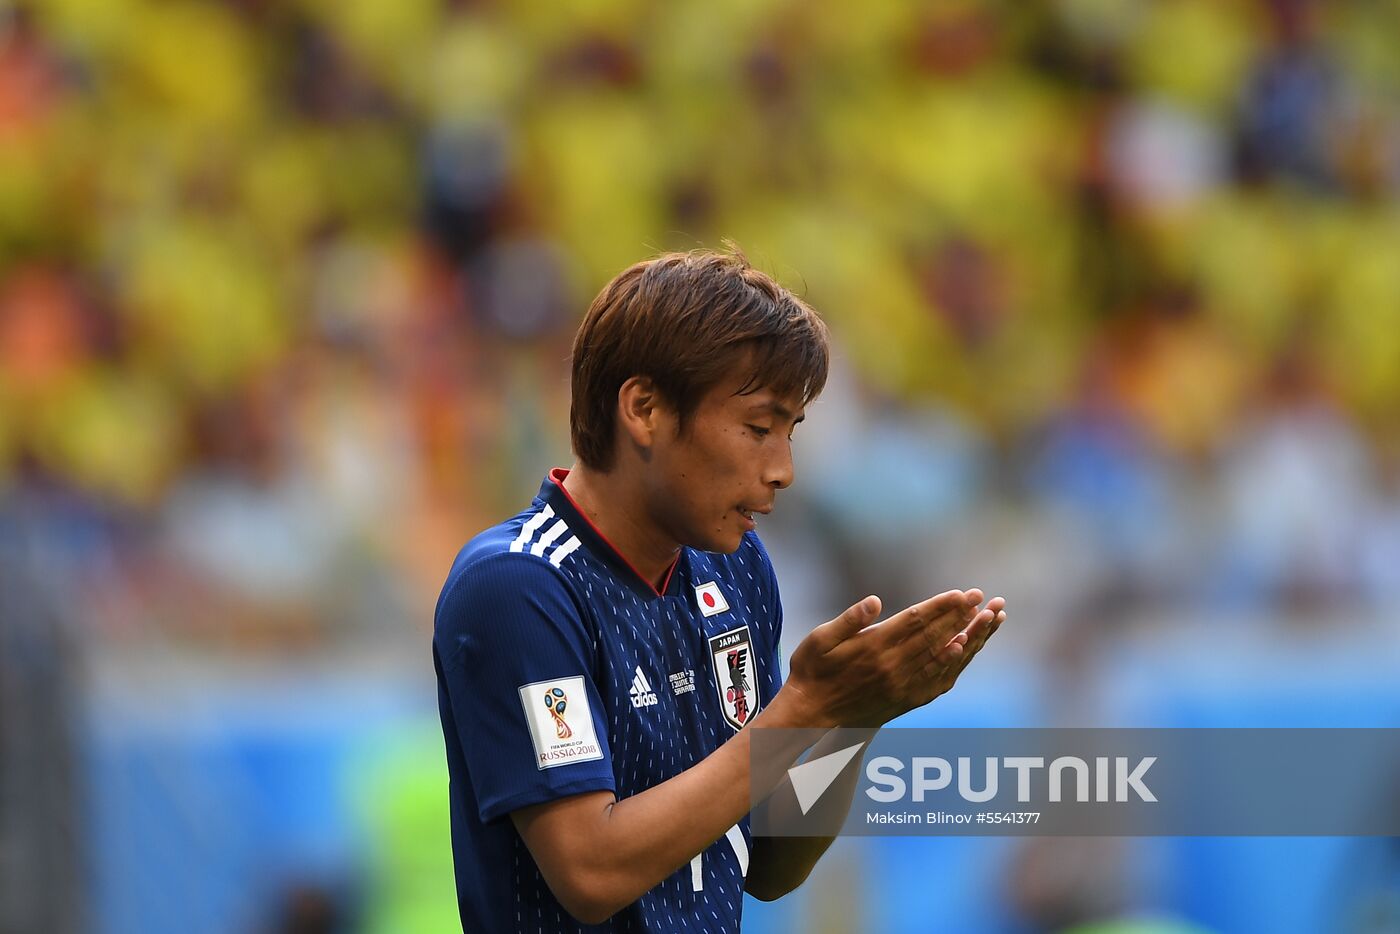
[530,519,570,557]
[509,505,554,553]
[548,536,582,567]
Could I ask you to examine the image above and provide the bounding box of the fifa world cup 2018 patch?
[708,625,759,731]
[518,676,604,769]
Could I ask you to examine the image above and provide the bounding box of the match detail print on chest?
[619,596,700,713]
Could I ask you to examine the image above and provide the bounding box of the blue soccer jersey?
[433,469,784,932]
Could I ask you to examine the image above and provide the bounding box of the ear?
[616,376,667,452]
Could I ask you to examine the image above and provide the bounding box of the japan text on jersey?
[433,469,786,933]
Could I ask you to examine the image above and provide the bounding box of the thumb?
[810,595,882,651]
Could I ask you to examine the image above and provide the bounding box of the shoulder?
[434,506,591,639]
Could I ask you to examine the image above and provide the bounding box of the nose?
[765,438,794,491]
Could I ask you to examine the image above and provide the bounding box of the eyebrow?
[748,400,804,422]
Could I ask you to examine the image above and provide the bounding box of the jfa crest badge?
[708,625,759,731]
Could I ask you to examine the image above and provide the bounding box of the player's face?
[646,373,805,554]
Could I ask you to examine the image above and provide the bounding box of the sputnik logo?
[788,742,868,815]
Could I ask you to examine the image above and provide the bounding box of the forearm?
[746,726,878,899]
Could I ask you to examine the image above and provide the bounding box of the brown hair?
[570,248,830,470]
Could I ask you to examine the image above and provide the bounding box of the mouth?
[737,504,773,522]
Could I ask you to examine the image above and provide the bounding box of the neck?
[561,462,680,592]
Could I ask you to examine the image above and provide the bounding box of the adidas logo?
[629,666,659,708]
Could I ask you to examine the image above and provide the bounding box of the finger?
[933,639,964,665]
[919,607,989,675]
[920,606,1007,686]
[953,610,996,655]
[885,591,988,687]
[914,591,984,653]
[807,595,882,653]
[956,597,1004,640]
[952,609,1006,676]
[920,632,970,681]
[925,613,990,680]
[962,606,997,639]
[870,589,968,646]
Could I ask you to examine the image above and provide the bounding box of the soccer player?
[433,249,1007,932]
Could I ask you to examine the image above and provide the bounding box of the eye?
[746,425,771,438]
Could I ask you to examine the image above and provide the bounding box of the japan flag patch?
[694,581,729,617]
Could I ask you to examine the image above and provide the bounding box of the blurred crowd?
[6,2,1400,933]
[4,0,1400,650]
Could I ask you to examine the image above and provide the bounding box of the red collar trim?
[549,468,679,597]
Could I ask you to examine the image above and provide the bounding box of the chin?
[687,529,745,554]
[712,530,747,554]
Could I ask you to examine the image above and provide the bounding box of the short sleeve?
[435,553,616,822]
